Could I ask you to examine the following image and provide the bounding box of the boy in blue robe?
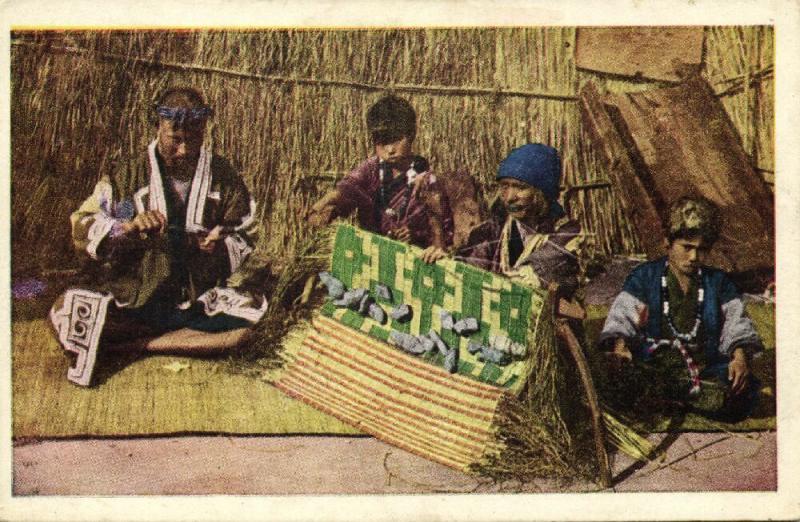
[599,197,762,421]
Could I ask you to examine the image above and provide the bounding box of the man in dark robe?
[50,87,265,386]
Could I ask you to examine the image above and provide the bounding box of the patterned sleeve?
[455,220,501,273]
[70,176,131,261]
[419,173,454,247]
[597,266,649,349]
[334,160,377,216]
[718,274,763,357]
[526,219,583,297]
[219,167,260,275]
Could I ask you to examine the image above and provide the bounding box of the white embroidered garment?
[197,287,268,323]
[49,289,113,386]
[146,139,212,233]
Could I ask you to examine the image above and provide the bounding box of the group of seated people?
[49,85,763,422]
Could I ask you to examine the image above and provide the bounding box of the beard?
[164,157,197,179]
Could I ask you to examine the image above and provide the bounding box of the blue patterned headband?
[156,105,213,125]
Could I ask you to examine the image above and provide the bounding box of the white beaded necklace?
[659,261,704,395]
[661,261,704,343]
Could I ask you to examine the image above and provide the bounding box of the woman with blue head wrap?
[437,143,584,295]
[496,143,566,222]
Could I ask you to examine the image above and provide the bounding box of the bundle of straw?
[232,222,342,371]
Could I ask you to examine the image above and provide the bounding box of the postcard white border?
[1,0,798,521]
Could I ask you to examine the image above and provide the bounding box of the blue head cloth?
[497,143,565,219]
[156,105,213,127]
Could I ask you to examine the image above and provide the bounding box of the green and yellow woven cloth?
[269,225,560,472]
[320,224,547,394]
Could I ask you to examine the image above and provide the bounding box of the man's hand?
[388,226,411,242]
[728,347,751,395]
[308,189,342,228]
[122,210,166,237]
[421,246,448,264]
[195,225,224,254]
[606,337,633,373]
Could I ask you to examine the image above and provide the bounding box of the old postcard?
[1,0,798,521]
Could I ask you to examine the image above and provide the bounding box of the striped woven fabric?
[275,314,508,470]
[271,224,550,471]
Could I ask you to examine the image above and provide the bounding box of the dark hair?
[666,196,721,246]
[366,95,416,144]
[152,87,211,128]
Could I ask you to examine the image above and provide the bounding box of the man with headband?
[598,196,763,421]
[50,87,265,386]
[430,143,583,296]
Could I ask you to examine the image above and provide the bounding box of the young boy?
[309,95,453,256]
[598,196,763,421]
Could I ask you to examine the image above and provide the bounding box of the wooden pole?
[556,319,613,488]
[578,81,664,259]
[550,284,613,488]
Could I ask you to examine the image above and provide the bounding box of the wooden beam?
[575,27,704,83]
[609,75,773,272]
[579,82,665,258]
[579,78,774,274]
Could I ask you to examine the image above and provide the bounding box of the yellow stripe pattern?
[276,314,509,471]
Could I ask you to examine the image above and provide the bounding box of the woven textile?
[322,224,547,393]
[271,224,552,471]
[275,315,507,470]
[13,319,358,438]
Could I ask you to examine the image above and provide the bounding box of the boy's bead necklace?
[661,261,704,343]
[648,260,704,395]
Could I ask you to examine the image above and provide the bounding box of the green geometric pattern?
[321,224,546,391]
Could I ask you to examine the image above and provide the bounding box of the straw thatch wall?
[10,27,774,276]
